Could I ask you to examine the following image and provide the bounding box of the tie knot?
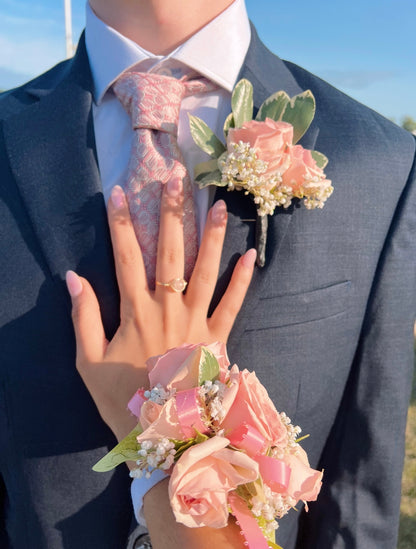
[113,72,187,134]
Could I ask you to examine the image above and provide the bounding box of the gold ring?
[155,277,188,293]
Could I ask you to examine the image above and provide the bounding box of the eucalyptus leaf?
[223,112,235,138]
[93,424,142,472]
[310,150,329,169]
[281,90,316,144]
[232,79,253,127]
[256,91,290,122]
[189,114,226,158]
[198,347,220,385]
[194,159,219,180]
[196,169,225,189]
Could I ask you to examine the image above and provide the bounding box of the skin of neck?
[89,0,235,55]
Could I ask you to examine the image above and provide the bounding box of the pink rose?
[281,145,330,193]
[137,398,184,444]
[283,446,323,503]
[169,436,259,528]
[221,369,288,450]
[147,342,230,391]
[227,118,293,176]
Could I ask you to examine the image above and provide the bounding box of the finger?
[66,271,107,366]
[155,177,185,298]
[107,186,148,303]
[208,249,257,339]
[185,200,227,311]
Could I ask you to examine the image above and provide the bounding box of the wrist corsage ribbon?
[189,79,333,266]
[94,343,323,549]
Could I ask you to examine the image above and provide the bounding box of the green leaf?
[268,541,283,549]
[172,438,197,460]
[235,479,264,502]
[92,424,142,472]
[195,430,209,443]
[223,112,235,138]
[194,159,219,180]
[232,78,253,127]
[188,114,226,158]
[256,90,290,122]
[281,90,316,144]
[198,347,220,385]
[196,169,226,189]
[310,150,328,169]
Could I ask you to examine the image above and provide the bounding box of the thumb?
[66,270,106,366]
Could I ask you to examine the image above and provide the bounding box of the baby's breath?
[130,438,177,479]
[251,484,296,534]
[219,140,332,215]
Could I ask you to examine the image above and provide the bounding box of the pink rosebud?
[281,145,329,193]
[169,436,259,528]
[283,446,323,503]
[147,342,229,391]
[227,118,293,176]
[137,398,184,444]
[221,369,288,450]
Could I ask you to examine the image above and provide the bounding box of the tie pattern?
[113,72,214,289]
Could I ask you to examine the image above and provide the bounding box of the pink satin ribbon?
[127,389,147,419]
[227,423,265,456]
[228,493,271,549]
[256,455,291,493]
[175,388,209,438]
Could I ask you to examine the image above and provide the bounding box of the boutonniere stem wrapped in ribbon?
[189,79,333,267]
[94,343,323,549]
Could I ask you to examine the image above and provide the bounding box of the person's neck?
[88,0,235,55]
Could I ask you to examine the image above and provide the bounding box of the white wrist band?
[130,470,168,526]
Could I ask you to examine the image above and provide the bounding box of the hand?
[66,178,256,441]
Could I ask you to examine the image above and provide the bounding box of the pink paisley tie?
[113,72,214,289]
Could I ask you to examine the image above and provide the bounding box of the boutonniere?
[189,79,333,267]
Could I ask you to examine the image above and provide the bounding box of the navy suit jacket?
[1,27,415,549]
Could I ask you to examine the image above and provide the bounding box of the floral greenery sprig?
[189,79,333,266]
[93,343,322,549]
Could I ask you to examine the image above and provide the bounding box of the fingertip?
[210,200,227,225]
[165,177,182,198]
[66,270,83,298]
[241,248,257,269]
[110,185,126,210]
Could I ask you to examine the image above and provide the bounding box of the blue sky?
[0,0,414,123]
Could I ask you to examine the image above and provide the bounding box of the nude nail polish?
[66,270,83,297]
[241,248,257,268]
[111,185,126,209]
[211,200,227,224]
[166,177,182,197]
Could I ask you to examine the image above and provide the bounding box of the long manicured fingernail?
[241,248,257,268]
[210,200,227,225]
[111,185,126,209]
[166,177,182,198]
[66,270,83,298]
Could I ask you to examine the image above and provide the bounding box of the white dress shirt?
[85,0,251,240]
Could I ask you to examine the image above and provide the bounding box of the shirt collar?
[85,0,251,104]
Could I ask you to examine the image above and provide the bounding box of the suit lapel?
[3,36,119,336]
[212,26,320,349]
